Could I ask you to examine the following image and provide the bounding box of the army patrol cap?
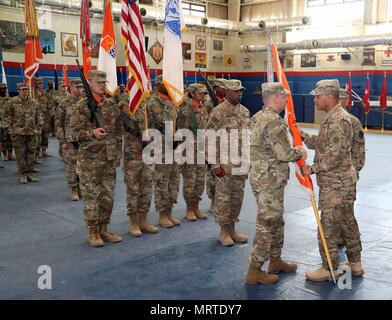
[262,82,289,96]
[47,80,53,85]
[70,79,83,87]
[58,81,67,87]
[188,83,208,94]
[0,83,7,89]
[88,70,108,83]
[17,83,29,90]
[310,79,340,96]
[213,78,226,88]
[155,74,163,84]
[339,87,350,99]
[225,79,246,91]
[35,77,43,83]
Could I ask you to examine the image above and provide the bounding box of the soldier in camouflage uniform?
[205,79,226,212]
[120,96,159,237]
[54,82,69,158]
[246,83,307,285]
[113,84,128,104]
[148,75,182,228]
[177,83,209,221]
[70,70,123,247]
[301,80,364,281]
[0,83,15,162]
[336,87,365,247]
[206,79,250,246]
[57,79,82,201]
[34,77,52,158]
[45,80,57,137]
[4,83,42,183]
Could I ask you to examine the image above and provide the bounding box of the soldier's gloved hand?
[93,128,106,140]
[295,145,307,160]
[214,166,225,177]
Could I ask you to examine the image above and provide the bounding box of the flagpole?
[364,112,368,132]
[310,193,336,283]
[381,112,385,132]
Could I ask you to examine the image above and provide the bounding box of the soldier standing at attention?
[45,80,56,137]
[57,79,83,201]
[148,75,182,228]
[246,82,307,285]
[120,97,159,237]
[54,81,69,158]
[70,70,123,247]
[302,80,364,281]
[113,84,128,104]
[0,83,15,162]
[206,79,250,246]
[177,83,209,222]
[4,83,42,183]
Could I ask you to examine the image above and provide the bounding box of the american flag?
[121,0,149,113]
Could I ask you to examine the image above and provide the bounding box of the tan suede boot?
[229,222,248,243]
[219,225,234,246]
[268,256,298,274]
[185,202,197,222]
[246,264,279,285]
[42,149,53,157]
[8,151,15,161]
[129,215,142,237]
[20,174,28,184]
[100,224,122,243]
[32,167,40,173]
[71,187,79,201]
[88,226,104,247]
[139,212,159,234]
[159,209,174,228]
[194,201,208,219]
[305,266,340,282]
[27,174,40,183]
[167,209,181,226]
[339,261,365,277]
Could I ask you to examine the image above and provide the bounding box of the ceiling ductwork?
[0,0,310,33]
[241,34,392,52]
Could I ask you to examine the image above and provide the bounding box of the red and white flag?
[363,74,371,114]
[62,65,70,90]
[120,0,149,114]
[347,72,353,108]
[80,0,92,79]
[380,72,387,113]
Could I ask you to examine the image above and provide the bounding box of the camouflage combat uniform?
[70,96,122,228]
[34,88,51,155]
[0,88,13,159]
[45,87,57,136]
[206,91,250,228]
[177,93,209,215]
[302,104,362,270]
[53,87,69,157]
[4,92,42,175]
[57,93,80,189]
[147,92,181,225]
[249,105,303,268]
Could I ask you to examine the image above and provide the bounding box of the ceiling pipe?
[241,34,392,52]
[0,0,310,32]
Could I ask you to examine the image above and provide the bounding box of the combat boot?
[78,185,83,199]
[2,151,7,161]
[194,201,208,219]
[128,215,142,237]
[7,151,15,161]
[34,158,42,164]
[99,224,122,243]
[246,264,279,285]
[27,174,40,183]
[20,174,28,184]
[167,209,181,226]
[185,202,197,222]
[139,212,159,234]
[229,222,248,243]
[209,198,215,213]
[268,256,298,274]
[70,187,79,201]
[88,225,104,247]
[305,266,340,282]
[159,209,174,228]
[42,149,53,157]
[32,167,40,173]
[339,261,365,277]
[0,159,4,168]
[219,225,234,246]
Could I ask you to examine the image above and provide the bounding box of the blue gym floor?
[0,128,391,300]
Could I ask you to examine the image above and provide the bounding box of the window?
[182,1,206,17]
[306,0,364,26]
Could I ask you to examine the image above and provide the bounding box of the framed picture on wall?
[195,52,207,68]
[195,35,206,51]
[61,32,78,57]
[213,39,223,51]
[300,54,316,68]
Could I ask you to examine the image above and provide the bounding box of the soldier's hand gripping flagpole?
[269,39,336,283]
